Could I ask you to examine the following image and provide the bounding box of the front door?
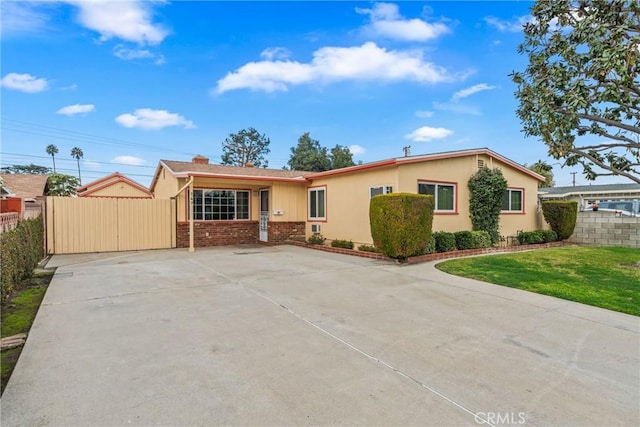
[259,189,269,242]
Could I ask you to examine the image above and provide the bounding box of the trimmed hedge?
[470,230,492,248]
[541,201,578,240]
[331,239,354,249]
[517,229,558,245]
[1,216,45,303]
[454,230,474,250]
[307,233,326,245]
[358,244,382,253]
[433,231,456,252]
[370,193,434,260]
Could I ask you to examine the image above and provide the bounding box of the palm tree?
[70,147,84,184]
[46,144,58,173]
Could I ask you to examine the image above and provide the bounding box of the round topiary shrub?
[541,201,578,240]
[433,231,456,252]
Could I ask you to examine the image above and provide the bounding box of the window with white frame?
[191,189,250,220]
[308,187,326,220]
[418,182,456,212]
[502,188,523,212]
[370,186,393,198]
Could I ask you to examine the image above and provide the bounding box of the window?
[308,187,326,220]
[370,186,393,198]
[418,182,456,212]
[502,189,523,212]
[191,189,250,220]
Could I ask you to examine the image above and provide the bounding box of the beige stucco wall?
[85,181,151,198]
[152,167,180,200]
[308,154,542,245]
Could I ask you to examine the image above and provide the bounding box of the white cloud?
[66,0,169,45]
[113,45,165,64]
[451,83,496,101]
[115,108,196,130]
[215,42,454,94]
[0,2,50,36]
[112,155,146,166]
[0,72,48,93]
[405,126,452,142]
[414,110,434,118]
[356,3,449,41]
[484,15,531,32]
[349,144,366,155]
[433,101,481,116]
[260,47,292,61]
[57,104,96,116]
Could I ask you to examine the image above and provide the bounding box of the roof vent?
[192,155,209,165]
[477,159,485,169]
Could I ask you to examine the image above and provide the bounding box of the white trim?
[502,188,524,212]
[308,186,326,221]
[369,185,393,198]
[418,181,456,212]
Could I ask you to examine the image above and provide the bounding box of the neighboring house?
[150,148,545,248]
[76,172,153,198]
[539,183,640,215]
[0,173,48,218]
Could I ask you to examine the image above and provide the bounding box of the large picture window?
[191,189,250,220]
[418,182,456,212]
[308,187,326,220]
[502,189,523,212]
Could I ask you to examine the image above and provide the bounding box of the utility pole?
[570,172,577,186]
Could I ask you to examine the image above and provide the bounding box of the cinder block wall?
[570,212,640,248]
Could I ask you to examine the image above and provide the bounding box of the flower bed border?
[286,240,569,264]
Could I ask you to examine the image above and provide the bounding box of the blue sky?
[0,0,609,187]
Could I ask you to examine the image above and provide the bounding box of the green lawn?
[436,246,640,316]
[1,273,51,394]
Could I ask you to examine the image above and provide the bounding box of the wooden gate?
[46,197,176,254]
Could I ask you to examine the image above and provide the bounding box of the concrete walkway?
[1,245,638,426]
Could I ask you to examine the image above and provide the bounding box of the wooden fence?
[46,197,176,254]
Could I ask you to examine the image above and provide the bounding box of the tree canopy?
[46,173,80,196]
[46,144,59,173]
[288,132,356,171]
[1,164,51,174]
[221,127,270,168]
[512,0,640,184]
[527,160,555,188]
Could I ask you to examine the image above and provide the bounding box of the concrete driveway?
[1,245,638,426]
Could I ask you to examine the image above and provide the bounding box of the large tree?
[287,132,331,172]
[46,144,58,173]
[330,145,356,169]
[1,164,51,174]
[512,0,640,184]
[70,147,84,184]
[221,127,270,167]
[527,160,555,188]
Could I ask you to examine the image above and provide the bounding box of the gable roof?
[0,173,48,200]
[76,172,152,197]
[151,160,312,190]
[539,183,640,198]
[305,147,546,181]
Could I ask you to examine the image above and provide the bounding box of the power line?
[1,152,157,169]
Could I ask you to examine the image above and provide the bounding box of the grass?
[1,272,52,394]
[436,246,640,316]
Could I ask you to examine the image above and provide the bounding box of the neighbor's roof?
[539,183,640,197]
[0,173,48,199]
[76,172,152,197]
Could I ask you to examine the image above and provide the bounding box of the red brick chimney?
[192,155,209,165]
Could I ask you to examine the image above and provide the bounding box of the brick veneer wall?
[268,221,306,245]
[176,221,258,247]
[569,212,640,248]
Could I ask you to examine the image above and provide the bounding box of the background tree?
[46,144,58,173]
[512,1,640,184]
[527,160,555,188]
[0,164,51,174]
[330,145,356,169]
[287,132,331,171]
[468,168,508,244]
[221,127,270,167]
[46,173,80,196]
[70,147,83,184]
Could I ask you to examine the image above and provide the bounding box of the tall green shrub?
[1,216,45,303]
[468,167,508,244]
[370,193,434,261]
[541,201,578,240]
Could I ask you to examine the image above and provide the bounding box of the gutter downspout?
[172,176,195,253]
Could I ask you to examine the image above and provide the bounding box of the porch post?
[189,177,195,252]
